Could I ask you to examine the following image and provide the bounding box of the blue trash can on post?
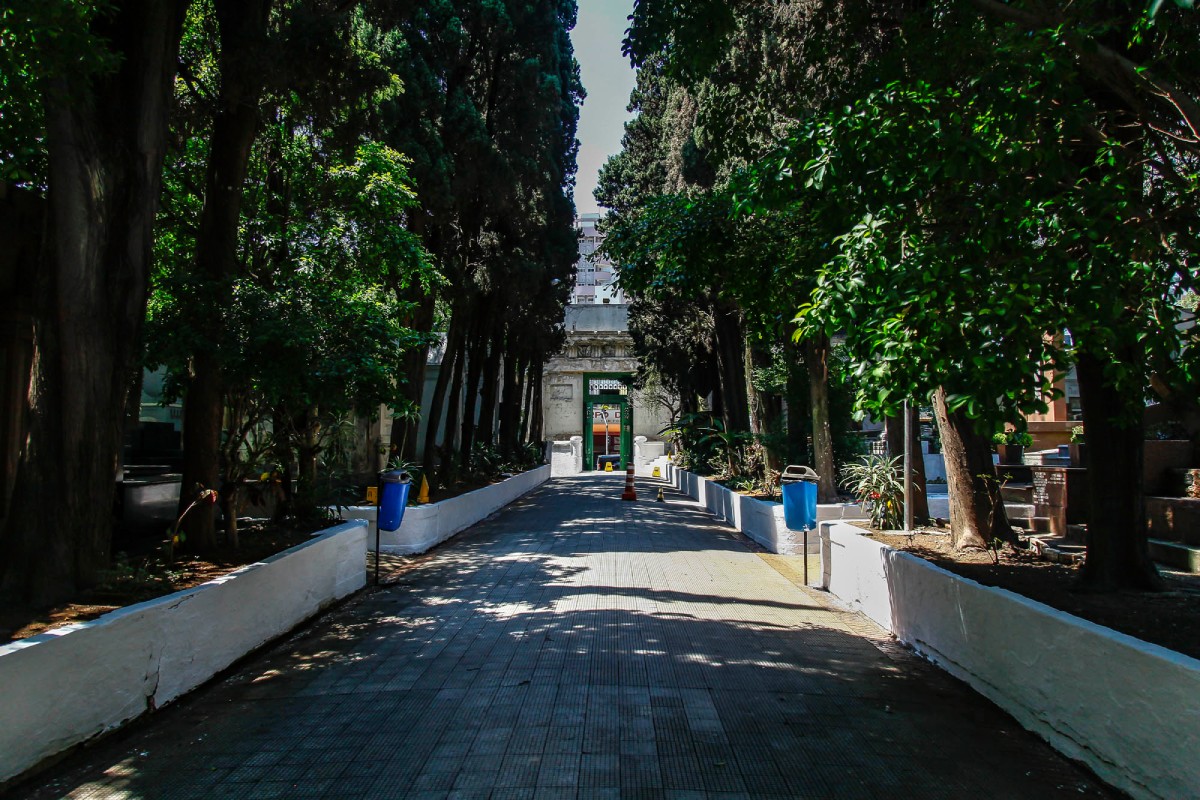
[781,465,819,532]
[780,465,819,585]
[378,471,412,532]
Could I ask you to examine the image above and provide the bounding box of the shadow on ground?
[9,474,1120,800]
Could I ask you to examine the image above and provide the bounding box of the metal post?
[803,529,809,586]
[903,401,914,531]
[374,479,381,587]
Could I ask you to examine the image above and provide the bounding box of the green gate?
[582,373,633,471]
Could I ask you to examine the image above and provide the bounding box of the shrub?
[841,455,903,530]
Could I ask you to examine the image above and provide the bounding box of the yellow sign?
[652,467,661,478]
[604,462,614,472]
[365,486,378,504]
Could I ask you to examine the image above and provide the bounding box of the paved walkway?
[14,474,1117,800]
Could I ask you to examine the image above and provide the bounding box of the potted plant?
[994,430,1032,464]
[1069,425,1087,467]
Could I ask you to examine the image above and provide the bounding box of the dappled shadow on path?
[12,474,1118,800]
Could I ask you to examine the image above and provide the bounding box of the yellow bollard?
[604,461,614,472]
[652,466,661,478]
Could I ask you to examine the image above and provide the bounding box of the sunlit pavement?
[14,473,1118,799]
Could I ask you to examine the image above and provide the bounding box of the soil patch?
[0,519,328,644]
[865,529,1200,661]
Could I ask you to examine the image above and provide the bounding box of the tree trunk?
[474,323,503,449]
[271,406,294,523]
[458,316,487,465]
[0,186,42,530]
[1074,348,1161,590]
[803,335,838,503]
[528,362,545,445]
[932,386,1011,550]
[498,350,522,458]
[178,0,274,549]
[443,328,467,459]
[422,321,461,481]
[745,340,764,437]
[0,0,187,607]
[520,359,536,444]
[883,408,929,522]
[712,300,750,434]
[392,292,436,461]
[752,343,784,473]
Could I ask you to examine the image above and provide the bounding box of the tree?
[0,0,189,606]
[745,5,1199,577]
[150,0,437,538]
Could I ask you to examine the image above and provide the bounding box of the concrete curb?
[0,520,368,784]
[819,520,1200,800]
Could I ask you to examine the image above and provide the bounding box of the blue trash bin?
[378,471,412,532]
[780,465,819,532]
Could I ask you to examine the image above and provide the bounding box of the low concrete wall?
[819,521,1200,800]
[548,437,583,477]
[340,465,550,555]
[0,521,368,785]
[665,466,862,556]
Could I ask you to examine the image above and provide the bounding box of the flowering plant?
[841,455,903,530]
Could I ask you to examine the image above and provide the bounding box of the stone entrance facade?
[543,304,671,475]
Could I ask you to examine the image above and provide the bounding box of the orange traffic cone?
[621,465,637,501]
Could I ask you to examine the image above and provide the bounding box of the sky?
[570,0,637,216]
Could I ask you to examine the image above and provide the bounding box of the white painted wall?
[633,436,665,467]
[819,521,1200,800]
[0,521,368,785]
[549,437,584,476]
[339,465,550,554]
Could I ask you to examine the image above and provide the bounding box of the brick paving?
[11,474,1119,799]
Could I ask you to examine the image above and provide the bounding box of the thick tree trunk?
[883,408,929,522]
[179,350,224,546]
[0,0,187,607]
[711,301,750,434]
[803,335,838,503]
[178,0,273,549]
[1074,348,1161,590]
[392,292,436,461]
[932,387,1011,550]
